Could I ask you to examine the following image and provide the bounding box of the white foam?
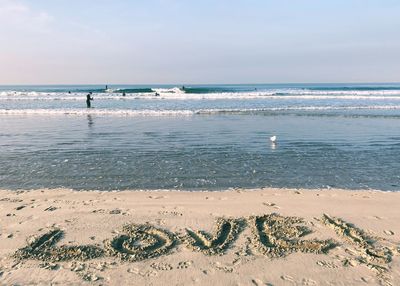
[152,87,185,95]
[2,89,400,101]
[1,105,399,117]
[0,108,195,116]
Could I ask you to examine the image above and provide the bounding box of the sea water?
[1,83,399,191]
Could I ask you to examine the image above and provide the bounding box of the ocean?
[1,83,399,191]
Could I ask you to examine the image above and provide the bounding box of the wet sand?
[0,188,399,285]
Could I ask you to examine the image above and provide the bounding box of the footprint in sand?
[148,195,168,199]
[127,267,140,274]
[262,202,276,207]
[177,261,193,269]
[316,260,339,269]
[44,206,58,212]
[143,270,158,277]
[262,202,281,209]
[82,272,102,282]
[150,262,173,271]
[201,268,215,275]
[128,268,157,277]
[301,278,317,286]
[251,278,274,286]
[383,230,394,236]
[251,278,265,286]
[360,276,374,283]
[158,210,183,216]
[212,262,234,273]
[280,275,295,282]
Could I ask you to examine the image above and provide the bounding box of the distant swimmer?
[86,92,94,108]
[122,92,126,96]
[182,86,185,90]
[68,91,71,94]
[155,92,160,96]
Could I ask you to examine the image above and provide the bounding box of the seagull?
[270,135,277,143]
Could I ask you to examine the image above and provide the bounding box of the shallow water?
[1,112,400,191]
[1,83,400,191]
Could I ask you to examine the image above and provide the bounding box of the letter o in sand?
[105,224,177,262]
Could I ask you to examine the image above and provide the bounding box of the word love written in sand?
[15,213,394,259]
[14,214,396,281]
[16,213,339,262]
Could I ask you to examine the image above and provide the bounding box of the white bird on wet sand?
[270,135,277,143]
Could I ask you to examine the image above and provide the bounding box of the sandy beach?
[2,0,400,285]
[0,188,399,285]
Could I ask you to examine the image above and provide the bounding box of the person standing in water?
[86,92,94,108]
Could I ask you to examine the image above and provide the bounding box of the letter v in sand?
[181,218,245,255]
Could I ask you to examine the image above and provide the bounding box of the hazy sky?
[1,0,399,84]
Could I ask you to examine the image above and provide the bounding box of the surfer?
[105,85,108,90]
[122,92,126,96]
[86,92,94,108]
[182,85,185,90]
[155,92,160,96]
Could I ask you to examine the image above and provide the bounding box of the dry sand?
[0,188,399,285]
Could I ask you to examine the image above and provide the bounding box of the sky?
[0,0,400,84]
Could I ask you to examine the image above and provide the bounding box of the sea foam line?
[2,90,400,101]
[2,94,400,101]
[1,106,400,116]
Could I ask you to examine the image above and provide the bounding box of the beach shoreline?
[1,187,399,285]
